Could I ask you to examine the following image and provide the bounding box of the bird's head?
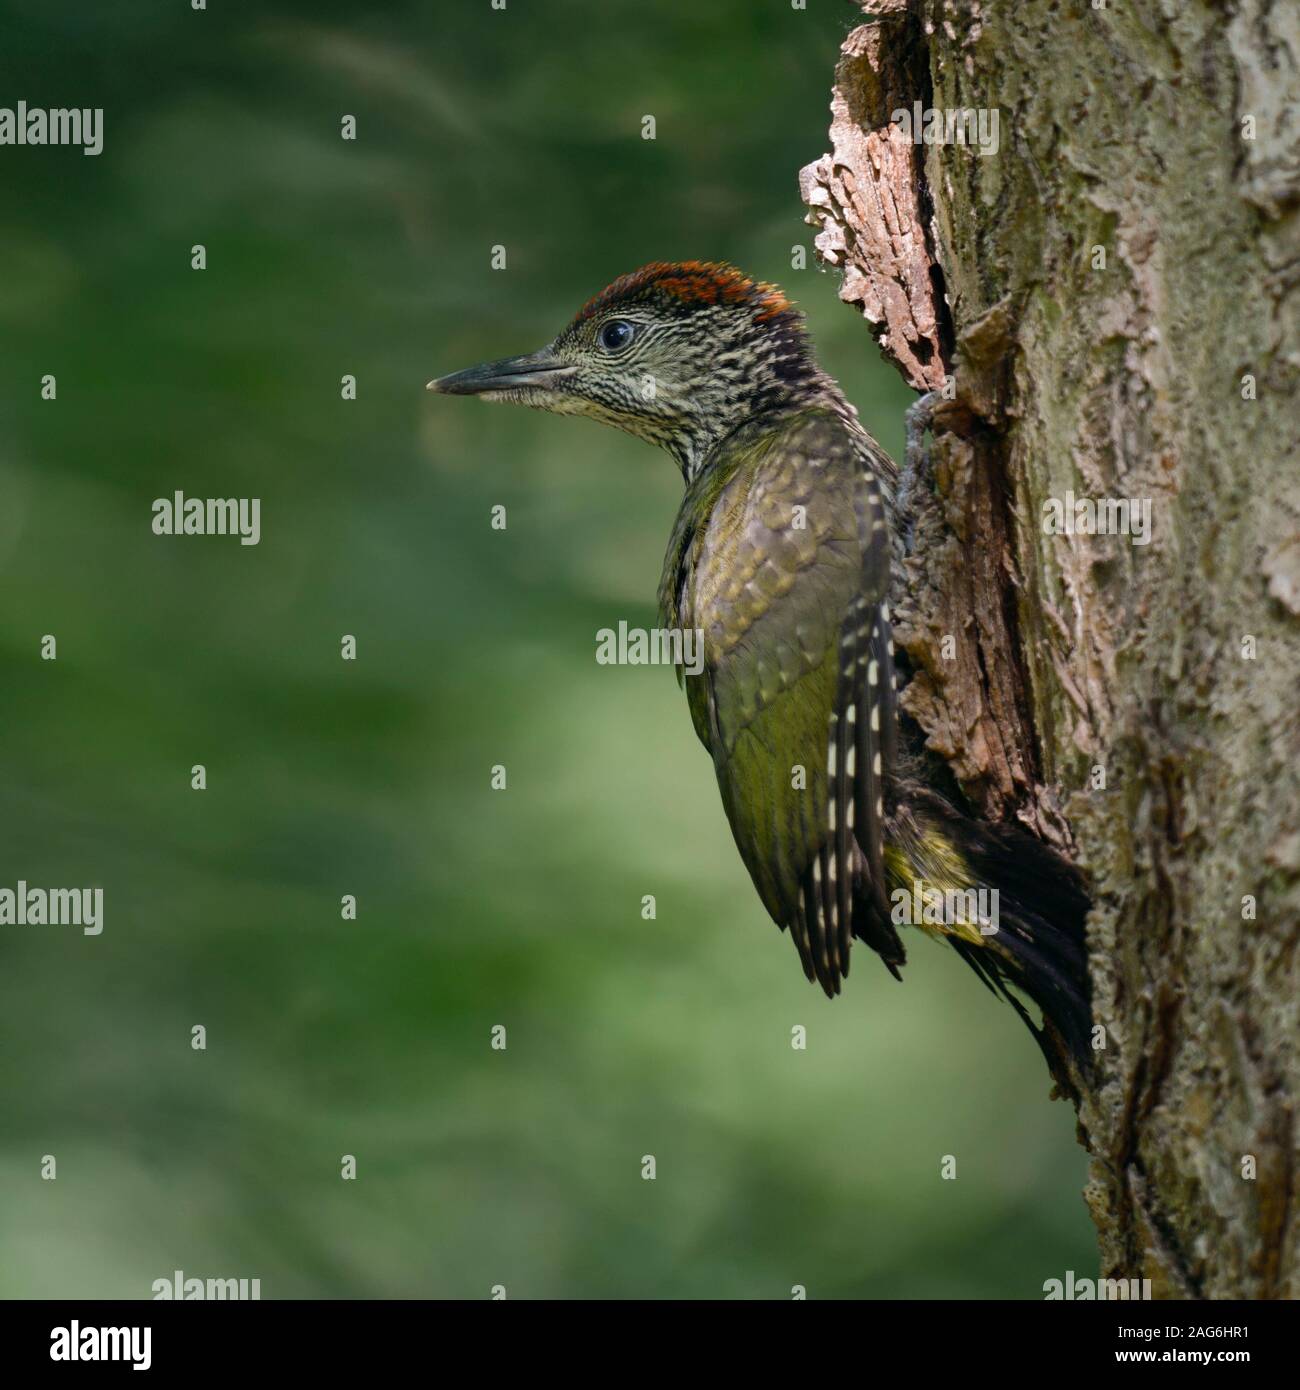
[427,261,823,478]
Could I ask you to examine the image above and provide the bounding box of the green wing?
[663,408,902,995]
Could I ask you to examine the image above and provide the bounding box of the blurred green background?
[0,0,1095,1298]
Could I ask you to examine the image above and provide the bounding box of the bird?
[429,260,1091,1069]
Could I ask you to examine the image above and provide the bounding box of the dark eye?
[598,319,635,351]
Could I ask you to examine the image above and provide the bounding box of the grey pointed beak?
[426,347,573,396]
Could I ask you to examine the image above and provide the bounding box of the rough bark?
[802,0,1299,1298]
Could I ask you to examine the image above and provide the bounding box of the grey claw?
[900,390,940,556]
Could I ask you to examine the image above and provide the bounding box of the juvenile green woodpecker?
[430,261,1090,1065]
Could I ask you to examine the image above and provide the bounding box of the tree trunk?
[801,0,1299,1298]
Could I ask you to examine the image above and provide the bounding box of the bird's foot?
[899,390,940,556]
